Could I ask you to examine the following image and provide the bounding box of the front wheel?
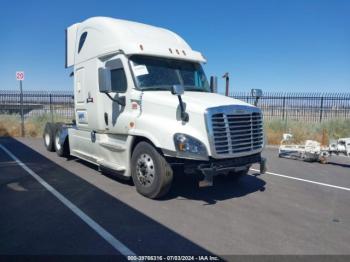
[131,142,173,199]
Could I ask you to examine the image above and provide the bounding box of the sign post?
[16,71,25,137]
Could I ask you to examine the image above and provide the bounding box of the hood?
[141,91,254,113]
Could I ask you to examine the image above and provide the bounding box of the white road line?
[337,155,350,158]
[0,144,136,257]
[250,168,350,192]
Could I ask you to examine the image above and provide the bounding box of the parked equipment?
[329,138,350,156]
[43,17,266,199]
[279,134,349,164]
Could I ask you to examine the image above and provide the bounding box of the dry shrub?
[25,122,38,137]
[266,130,283,145]
[290,122,313,143]
[0,115,21,137]
[0,115,39,137]
[0,114,70,138]
[265,119,350,145]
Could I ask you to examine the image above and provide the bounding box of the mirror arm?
[210,76,217,93]
[105,93,126,106]
[251,89,263,106]
[177,95,189,122]
[171,85,188,122]
[254,97,260,106]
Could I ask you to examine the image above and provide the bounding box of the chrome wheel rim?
[136,153,155,187]
[55,133,61,151]
[45,133,50,146]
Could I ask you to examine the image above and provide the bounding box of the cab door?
[101,56,130,134]
[74,67,89,126]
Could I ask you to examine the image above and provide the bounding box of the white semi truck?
[43,17,266,199]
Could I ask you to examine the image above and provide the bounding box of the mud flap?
[198,168,214,187]
[260,157,267,174]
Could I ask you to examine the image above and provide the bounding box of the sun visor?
[121,44,206,63]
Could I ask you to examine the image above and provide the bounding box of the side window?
[78,32,88,53]
[110,68,127,93]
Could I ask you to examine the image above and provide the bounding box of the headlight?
[173,133,208,160]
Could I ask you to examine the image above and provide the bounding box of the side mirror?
[210,76,218,93]
[171,85,188,122]
[98,68,112,93]
[251,89,263,106]
[251,89,263,99]
[171,85,184,96]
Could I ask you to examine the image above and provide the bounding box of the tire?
[131,142,173,199]
[319,157,327,164]
[54,124,70,157]
[43,123,55,152]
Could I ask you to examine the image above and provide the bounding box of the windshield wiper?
[141,84,179,91]
[141,87,170,91]
[141,86,208,92]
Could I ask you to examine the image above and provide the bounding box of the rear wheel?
[131,142,173,199]
[43,123,55,152]
[54,125,69,157]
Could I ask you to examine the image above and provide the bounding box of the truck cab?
[44,17,266,199]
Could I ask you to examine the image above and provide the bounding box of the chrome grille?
[207,106,264,157]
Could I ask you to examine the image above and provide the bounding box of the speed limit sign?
[16,71,25,81]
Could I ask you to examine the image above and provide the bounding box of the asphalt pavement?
[0,137,350,258]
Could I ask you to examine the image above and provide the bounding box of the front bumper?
[197,153,261,171]
[166,153,267,187]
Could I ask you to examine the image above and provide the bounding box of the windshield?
[130,55,210,92]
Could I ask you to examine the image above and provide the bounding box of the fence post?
[282,96,286,120]
[49,93,54,122]
[319,96,324,122]
[19,81,25,137]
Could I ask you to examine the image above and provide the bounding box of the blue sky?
[0,0,349,93]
